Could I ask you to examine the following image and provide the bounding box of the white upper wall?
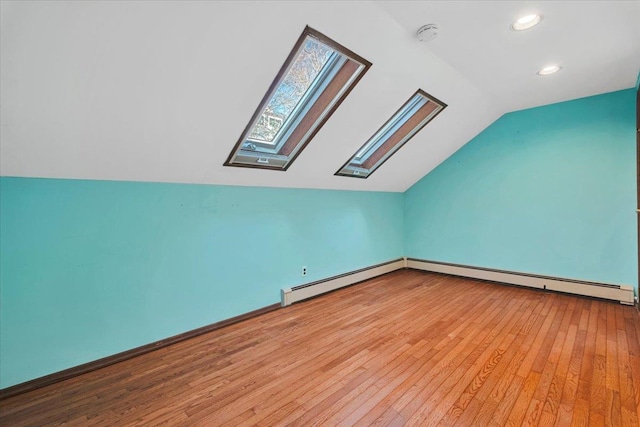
[1,1,638,192]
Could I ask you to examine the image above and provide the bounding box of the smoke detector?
[417,24,439,42]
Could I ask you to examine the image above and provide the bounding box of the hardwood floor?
[1,270,639,426]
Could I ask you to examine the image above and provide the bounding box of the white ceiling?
[378,1,640,113]
[1,1,638,192]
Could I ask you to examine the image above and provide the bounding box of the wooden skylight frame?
[336,89,447,179]
[225,26,372,171]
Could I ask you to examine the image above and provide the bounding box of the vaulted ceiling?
[1,1,639,192]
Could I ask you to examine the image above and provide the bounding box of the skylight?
[225,26,371,170]
[336,90,446,178]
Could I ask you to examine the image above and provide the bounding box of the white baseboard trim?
[281,257,635,307]
[407,258,635,305]
[281,258,406,306]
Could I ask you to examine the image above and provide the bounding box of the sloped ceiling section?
[378,1,640,113]
[1,1,638,192]
[0,0,499,192]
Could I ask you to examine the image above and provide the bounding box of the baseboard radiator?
[407,258,635,305]
[281,258,406,306]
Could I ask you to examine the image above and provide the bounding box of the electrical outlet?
[302,266,307,277]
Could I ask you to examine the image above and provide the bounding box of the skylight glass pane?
[354,95,427,161]
[247,38,334,144]
[336,89,446,178]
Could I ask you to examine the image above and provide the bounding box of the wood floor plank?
[569,398,590,427]
[505,372,541,427]
[405,291,537,425]
[629,319,640,423]
[432,295,538,425]
[540,322,578,425]
[589,301,609,421]
[504,299,566,425]
[1,270,639,426]
[606,303,621,394]
[484,297,554,418]
[523,297,576,426]
[616,327,640,427]
[554,298,588,427]
[395,291,516,422]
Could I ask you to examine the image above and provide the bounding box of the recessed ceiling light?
[511,14,543,31]
[537,65,561,76]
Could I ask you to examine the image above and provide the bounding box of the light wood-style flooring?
[1,270,640,426]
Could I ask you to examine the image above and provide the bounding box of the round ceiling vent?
[417,24,439,42]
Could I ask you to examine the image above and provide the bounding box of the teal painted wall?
[0,178,403,388]
[405,89,637,292]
